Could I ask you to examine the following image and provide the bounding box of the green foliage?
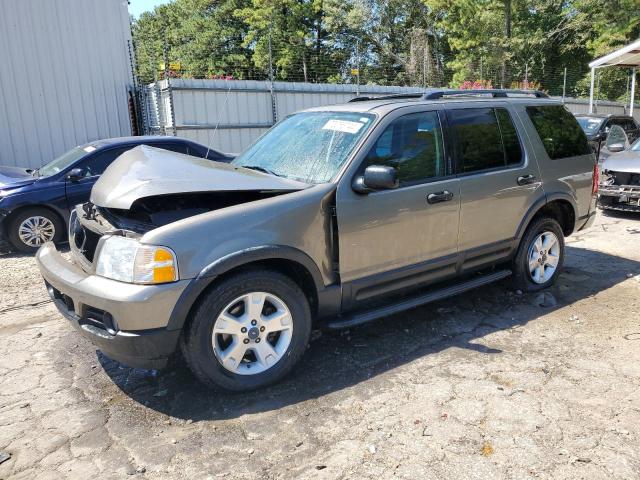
[132,0,640,99]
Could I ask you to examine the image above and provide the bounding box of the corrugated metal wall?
[145,79,640,154]
[144,79,425,153]
[0,0,134,169]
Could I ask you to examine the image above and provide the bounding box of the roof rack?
[349,93,424,102]
[349,88,548,103]
[424,89,549,99]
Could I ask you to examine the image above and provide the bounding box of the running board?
[325,269,512,330]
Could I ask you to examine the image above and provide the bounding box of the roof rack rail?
[349,89,549,103]
[349,93,424,102]
[423,89,549,99]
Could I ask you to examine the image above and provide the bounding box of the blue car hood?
[0,165,36,190]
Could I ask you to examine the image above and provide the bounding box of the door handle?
[517,174,536,186]
[427,190,454,204]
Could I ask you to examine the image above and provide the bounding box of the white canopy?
[589,39,640,114]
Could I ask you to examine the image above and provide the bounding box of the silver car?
[36,89,597,391]
[598,125,640,212]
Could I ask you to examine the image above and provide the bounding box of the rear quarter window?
[526,105,591,159]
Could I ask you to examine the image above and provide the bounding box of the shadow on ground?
[98,245,640,421]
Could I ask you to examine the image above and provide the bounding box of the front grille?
[69,210,102,264]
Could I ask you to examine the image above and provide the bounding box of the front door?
[336,107,460,304]
[64,146,131,210]
[447,104,542,268]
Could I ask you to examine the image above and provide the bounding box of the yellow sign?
[158,62,182,71]
[351,68,359,76]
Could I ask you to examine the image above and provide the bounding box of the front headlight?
[95,236,178,284]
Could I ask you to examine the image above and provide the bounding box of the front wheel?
[513,217,565,292]
[181,270,312,391]
[7,208,64,253]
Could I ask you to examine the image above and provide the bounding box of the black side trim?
[166,245,330,330]
[326,269,512,329]
[458,238,516,273]
[343,253,458,310]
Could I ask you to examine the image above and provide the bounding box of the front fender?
[165,245,328,331]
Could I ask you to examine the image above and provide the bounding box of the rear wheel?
[7,208,64,253]
[181,270,312,391]
[513,217,564,292]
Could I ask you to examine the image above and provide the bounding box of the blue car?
[0,136,232,253]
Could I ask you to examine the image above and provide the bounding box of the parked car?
[36,89,597,391]
[0,136,232,252]
[575,113,640,153]
[598,125,640,212]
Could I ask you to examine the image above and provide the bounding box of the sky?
[128,0,172,18]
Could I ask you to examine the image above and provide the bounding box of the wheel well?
[4,205,66,235]
[183,258,320,331]
[533,200,575,236]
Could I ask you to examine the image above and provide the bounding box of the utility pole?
[268,24,277,124]
[562,67,567,103]
[355,39,360,96]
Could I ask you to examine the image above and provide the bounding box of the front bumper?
[598,184,640,212]
[0,210,10,252]
[36,242,190,369]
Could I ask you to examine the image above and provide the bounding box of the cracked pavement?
[1,211,640,479]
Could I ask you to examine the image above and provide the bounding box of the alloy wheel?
[18,216,56,248]
[528,231,560,284]
[212,292,293,375]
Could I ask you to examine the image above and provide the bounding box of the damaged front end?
[598,170,640,212]
[69,145,310,271]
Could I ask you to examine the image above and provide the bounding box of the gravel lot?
[1,211,640,480]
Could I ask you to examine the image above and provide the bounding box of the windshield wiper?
[240,165,282,177]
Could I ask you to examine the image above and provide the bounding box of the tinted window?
[526,106,591,159]
[78,147,131,177]
[496,108,522,165]
[365,111,445,184]
[449,107,522,173]
[622,119,637,131]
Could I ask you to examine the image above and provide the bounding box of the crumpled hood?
[91,145,310,210]
[0,165,35,189]
[602,150,640,174]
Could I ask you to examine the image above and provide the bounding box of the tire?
[7,207,64,253]
[512,216,565,292]
[181,269,312,391]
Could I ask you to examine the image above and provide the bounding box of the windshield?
[38,146,93,177]
[232,112,375,184]
[576,117,604,135]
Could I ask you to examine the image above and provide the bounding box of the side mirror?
[352,165,399,193]
[65,168,84,182]
[607,143,626,153]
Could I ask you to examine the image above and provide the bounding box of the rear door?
[336,105,461,302]
[447,104,542,270]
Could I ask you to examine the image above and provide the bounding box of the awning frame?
[588,39,640,115]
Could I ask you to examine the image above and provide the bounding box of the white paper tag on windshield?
[322,119,364,134]
[83,146,97,153]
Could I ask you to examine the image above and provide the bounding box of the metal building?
[0,0,134,169]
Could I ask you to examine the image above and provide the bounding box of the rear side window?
[622,119,638,131]
[365,111,446,184]
[449,107,523,173]
[526,105,590,159]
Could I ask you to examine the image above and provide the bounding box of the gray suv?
[36,89,597,391]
